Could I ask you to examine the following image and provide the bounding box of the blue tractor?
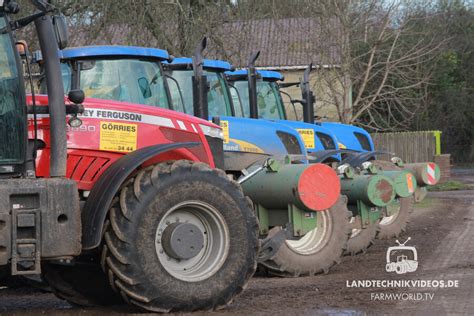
[35,41,359,278]
[226,60,440,248]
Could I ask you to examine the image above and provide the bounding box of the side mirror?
[52,14,68,49]
[138,77,152,99]
[68,89,85,104]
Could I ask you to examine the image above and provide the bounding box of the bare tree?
[314,0,443,130]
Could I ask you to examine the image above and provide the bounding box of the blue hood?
[219,116,307,158]
[320,122,374,152]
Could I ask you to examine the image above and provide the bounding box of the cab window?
[78,59,169,108]
[256,81,281,119]
[167,69,231,117]
[0,15,25,164]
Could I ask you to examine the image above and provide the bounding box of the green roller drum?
[381,170,417,198]
[403,162,441,186]
[340,174,396,207]
[240,162,341,212]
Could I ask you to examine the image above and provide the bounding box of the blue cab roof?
[170,57,233,71]
[226,69,284,81]
[58,46,170,60]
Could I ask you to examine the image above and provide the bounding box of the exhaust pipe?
[247,51,260,119]
[34,15,67,177]
[192,37,209,119]
[301,64,315,124]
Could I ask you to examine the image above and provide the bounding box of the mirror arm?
[10,11,48,30]
[278,82,300,88]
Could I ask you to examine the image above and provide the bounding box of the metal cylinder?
[341,174,396,207]
[403,163,440,186]
[381,170,417,198]
[240,163,340,211]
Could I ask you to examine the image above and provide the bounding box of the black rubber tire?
[0,266,8,281]
[102,160,259,313]
[43,260,123,307]
[371,160,415,240]
[344,219,380,255]
[259,196,351,277]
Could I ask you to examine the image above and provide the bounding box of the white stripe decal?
[191,124,198,133]
[29,108,175,128]
[427,165,436,178]
[177,120,187,130]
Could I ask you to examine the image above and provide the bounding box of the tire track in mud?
[395,191,474,315]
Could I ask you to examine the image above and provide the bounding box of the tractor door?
[0,12,27,175]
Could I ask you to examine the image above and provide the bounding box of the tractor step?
[11,208,41,275]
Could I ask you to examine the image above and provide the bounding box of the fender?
[81,142,199,250]
[342,150,392,168]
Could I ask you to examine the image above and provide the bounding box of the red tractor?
[1,0,258,312]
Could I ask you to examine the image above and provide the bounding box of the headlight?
[199,124,224,140]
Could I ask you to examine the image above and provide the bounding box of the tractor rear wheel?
[101,160,258,312]
[372,160,414,239]
[259,196,351,277]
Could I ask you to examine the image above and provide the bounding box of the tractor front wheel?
[372,160,414,239]
[259,196,351,277]
[102,160,258,312]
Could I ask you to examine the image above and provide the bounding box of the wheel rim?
[285,210,331,255]
[155,200,230,282]
[380,200,401,226]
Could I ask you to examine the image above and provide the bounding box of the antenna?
[396,237,411,246]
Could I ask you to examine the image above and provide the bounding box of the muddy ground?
[1,169,473,315]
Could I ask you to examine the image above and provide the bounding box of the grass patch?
[427,180,471,192]
[415,196,433,208]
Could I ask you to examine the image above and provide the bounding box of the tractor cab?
[38,46,171,109]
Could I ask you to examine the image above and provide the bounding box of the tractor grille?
[205,135,224,169]
[276,131,303,155]
[66,155,111,183]
[316,132,336,150]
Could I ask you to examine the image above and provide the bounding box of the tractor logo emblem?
[385,237,418,274]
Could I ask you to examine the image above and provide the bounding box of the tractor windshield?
[58,59,169,109]
[0,14,26,165]
[233,80,284,120]
[167,69,232,117]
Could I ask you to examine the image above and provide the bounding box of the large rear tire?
[259,196,351,277]
[371,160,414,239]
[102,160,259,312]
